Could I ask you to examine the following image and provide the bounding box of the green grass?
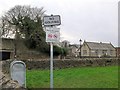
[26,66,118,88]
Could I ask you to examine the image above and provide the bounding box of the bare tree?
[0,5,46,58]
[0,5,45,38]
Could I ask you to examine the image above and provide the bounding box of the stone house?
[115,47,120,57]
[68,44,79,57]
[81,41,116,57]
[61,40,70,48]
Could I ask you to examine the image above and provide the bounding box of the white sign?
[10,61,26,87]
[46,28,60,42]
[43,15,61,26]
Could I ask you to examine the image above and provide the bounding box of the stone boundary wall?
[23,58,118,70]
[2,58,119,74]
[0,62,25,89]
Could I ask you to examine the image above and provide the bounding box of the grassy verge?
[26,66,118,88]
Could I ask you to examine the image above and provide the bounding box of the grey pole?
[50,42,53,89]
[79,39,82,58]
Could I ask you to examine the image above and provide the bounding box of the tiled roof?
[86,42,115,50]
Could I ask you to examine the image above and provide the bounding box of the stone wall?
[2,58,118,73]
[24,58,118,70]
[0,62,25,89]
[1,58,118,89]
[0,70,22,89]
[2,60,11,74]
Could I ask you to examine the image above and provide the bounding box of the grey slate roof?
[69,44,79,48]
[86,42,115,50]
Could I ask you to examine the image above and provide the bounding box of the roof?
[62,40,70,43]
[115,47,120,49]
[85,42,115,50]
[69,44,79,48]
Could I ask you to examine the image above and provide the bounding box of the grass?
[26,66,118,88]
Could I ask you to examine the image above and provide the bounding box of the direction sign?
[43,15,61,26]
[46,28,60,42]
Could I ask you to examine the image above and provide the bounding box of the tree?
[53,46,61,56]
[0,5,49,53]
[0,5,63,56]
[0,5,45,38]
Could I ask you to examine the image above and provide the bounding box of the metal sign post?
[43,14,61,89]
[50,42,53,89]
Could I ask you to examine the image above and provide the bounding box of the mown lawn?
[26,66,118,88]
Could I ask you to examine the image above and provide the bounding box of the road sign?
[43,15,61,26]
[46,28,60,42]
[43,14,61,89]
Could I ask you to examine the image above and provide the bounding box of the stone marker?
[10,61,26,88]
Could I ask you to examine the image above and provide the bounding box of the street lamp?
[79,39,82,58]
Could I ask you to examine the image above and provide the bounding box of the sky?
[0,0,119,46]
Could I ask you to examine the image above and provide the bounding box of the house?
[61,40,70,48]
[81,41,116,57]
[115,47,120,57]
[68,44,79,57]
[59,40,81,57]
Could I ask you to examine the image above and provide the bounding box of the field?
[26,66,118,88]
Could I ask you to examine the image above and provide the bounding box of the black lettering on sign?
[49,17,54,20]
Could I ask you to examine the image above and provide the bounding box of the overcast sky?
[0,0,119,46]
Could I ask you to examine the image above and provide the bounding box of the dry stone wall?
[0,67,24,89]
[1,58,118,89]
[0,72,20,89]
[24,58,118,70]
[2,58,118,72]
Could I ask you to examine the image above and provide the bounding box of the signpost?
[43,15,61,89]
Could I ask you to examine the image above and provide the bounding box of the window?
[95,50,98,55]
[83,50,87,55]
[102,50,107,55]
[110,50,113,55]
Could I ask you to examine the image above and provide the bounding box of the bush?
[101,54,111,58]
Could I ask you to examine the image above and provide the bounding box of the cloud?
[0,0,119,47]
